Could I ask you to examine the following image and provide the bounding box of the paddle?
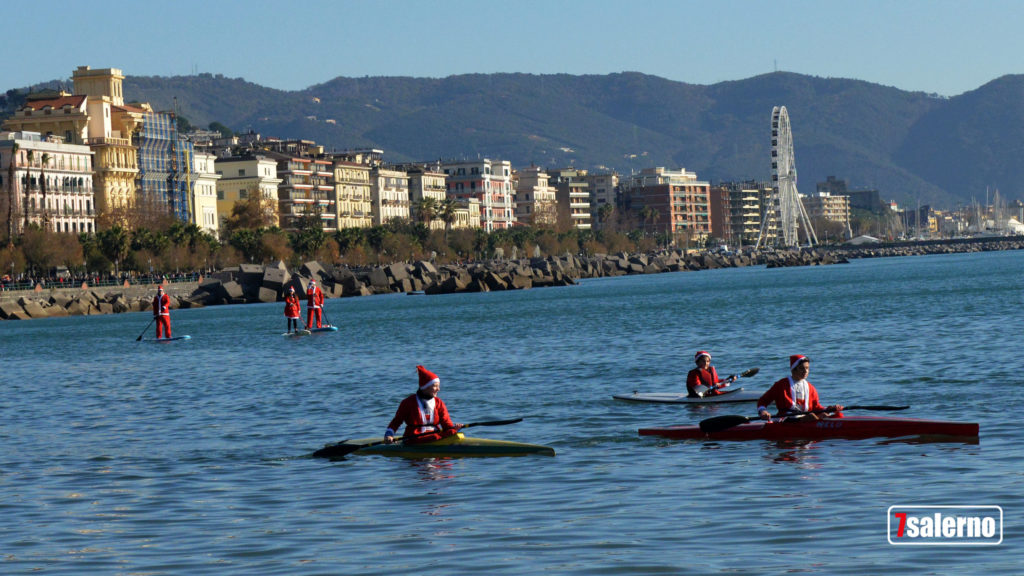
[135,316,156,341]
[313,417,525,459]
[698,405,911,434]
[693,367,760,397]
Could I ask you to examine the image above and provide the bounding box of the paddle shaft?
[699,405,910,434]
[313,417,524,459]
[135,316,156,341]
[693,367,759,397]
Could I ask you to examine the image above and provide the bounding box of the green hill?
[6,71,1024,209]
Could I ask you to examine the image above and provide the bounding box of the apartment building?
[370,166,410,225]
[0,131,96,235]
[405,164,448,230]
[192,151,220,238]
[215,155,282,227]
[622,167,710,243]
[514,166,557,227]
[547,168,592,230]
[441,159,514,231]
[332,160,373,229]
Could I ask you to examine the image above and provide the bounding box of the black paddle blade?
[740,367,760,378]
[312,441,364,459]
[699,415,754,434]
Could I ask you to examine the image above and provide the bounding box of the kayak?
[613,387,760,404]
[284,330,312,337]
[639,415,979,441]
[319,433,555,458]
[144,335,191,342]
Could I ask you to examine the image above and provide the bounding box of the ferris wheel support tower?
[756,106,817,249]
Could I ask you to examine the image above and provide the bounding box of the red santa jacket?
[306,285,324,308]
[757,376,827,416]
[386,393,456,443]
[152,293,170,316]
[283,293,301,318]
[686,366,723,397]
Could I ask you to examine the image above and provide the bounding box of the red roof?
[21,95,87,111]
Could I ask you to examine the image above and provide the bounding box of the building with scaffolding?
[135,111,194,225]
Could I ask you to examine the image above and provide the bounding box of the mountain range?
[6,71,1024,210]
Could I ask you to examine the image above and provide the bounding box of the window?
[239,169,246,176]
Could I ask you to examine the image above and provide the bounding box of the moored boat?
[316,432,555,458]
[639,415,979,441]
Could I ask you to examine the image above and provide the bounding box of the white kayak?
[613,386,761,404]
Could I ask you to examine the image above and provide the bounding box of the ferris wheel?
[757,106,817,248]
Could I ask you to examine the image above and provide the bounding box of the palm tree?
[5,142,18,246]
[414,196,438,229]
[23,150,34,230]
[40,152,50,231]
[438,198,458,246]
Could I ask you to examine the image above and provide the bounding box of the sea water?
[1,251,1021,574]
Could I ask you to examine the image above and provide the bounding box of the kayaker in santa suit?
[305,279,324,329]
[757,355,843,420]
[152,285,171,339]
[283,286,301,333]
[686,350,736,397]
[384,365,462,444]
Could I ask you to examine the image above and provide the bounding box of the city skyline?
[5,0,1022,98]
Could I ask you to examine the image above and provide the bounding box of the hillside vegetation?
[7,71,1024,209]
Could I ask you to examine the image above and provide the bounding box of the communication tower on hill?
[756,106,817,249]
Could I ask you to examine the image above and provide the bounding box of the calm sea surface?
[1,251,1021,574]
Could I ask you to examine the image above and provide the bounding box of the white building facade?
[0,131,96,235]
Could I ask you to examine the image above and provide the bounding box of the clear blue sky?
[5,0,1021,97]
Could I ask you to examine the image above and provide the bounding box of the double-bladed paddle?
[312,417,524,459]
[698,405,910,434]
[692,367,760,397]
[135,317,156,341]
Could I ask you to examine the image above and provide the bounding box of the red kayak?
[639,415,979,441]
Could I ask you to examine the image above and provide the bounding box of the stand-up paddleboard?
[283,330,312,337]
[309,326,338,333]
[144,335,192,343]
[613,387,761,404]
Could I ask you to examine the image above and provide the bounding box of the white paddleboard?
[145,335,192,342]
[613,387,761,404]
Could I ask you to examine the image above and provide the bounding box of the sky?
[4,0,1022,97]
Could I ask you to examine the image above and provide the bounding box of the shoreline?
[3,236,1022,321]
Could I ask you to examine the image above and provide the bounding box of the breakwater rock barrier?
[3,236,1023,321]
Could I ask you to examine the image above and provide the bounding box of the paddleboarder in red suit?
[153,286,171,339]
[758,355,843,420]
[686,350,736,397]
[283,286,301,333]
[384,365,462,444]
[305,279,324,329]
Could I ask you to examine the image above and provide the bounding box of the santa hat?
[309,279,316,285]
[417,365,440,390]
[156,285,163,292]
[694,350,711,362]
[790,354,809,370]
[288,286,295,292]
